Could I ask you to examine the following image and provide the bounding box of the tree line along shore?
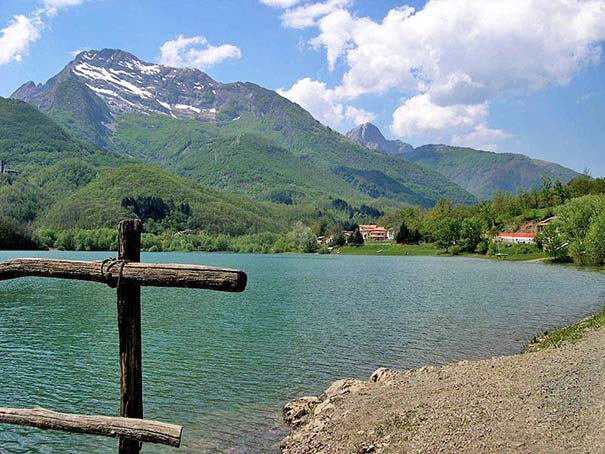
[1,173,604,268]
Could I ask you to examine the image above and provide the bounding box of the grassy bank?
[338,241,547,261]
[527,309,605,352]
[338,242,440,256]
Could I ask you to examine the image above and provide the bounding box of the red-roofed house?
[359,224,389,241]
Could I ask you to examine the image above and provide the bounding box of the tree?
[348,229,364,245]
[434,218,460,253]
[538,223,568,262]
[552,180,569,206]
[330,232,346,247]
[395,221,410,244]
[459,217,483,252]
[286,222,318,253]
[540,176,553,207]
[585,212,605,265]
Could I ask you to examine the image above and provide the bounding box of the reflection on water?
[1,251,604,453]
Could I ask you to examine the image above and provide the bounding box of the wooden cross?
[0,219,247,453]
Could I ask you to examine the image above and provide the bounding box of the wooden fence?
[0,219,248,453]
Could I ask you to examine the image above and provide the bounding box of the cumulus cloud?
[260,0,301,7]
[452,124,513,151]
[0,15,42,65]
[391,94,488,136]
[278,77,377,128]
[278,77,344,127]
[42,0,86,16]
[315,1,605,101]
[281,0,352,29]
[345,106,376,125]
[0,0,87,66]
[278,0,605,145]
[159,35,242,68]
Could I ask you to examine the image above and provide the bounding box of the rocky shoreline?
[281,324,605,453]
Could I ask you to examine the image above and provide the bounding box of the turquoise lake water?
[1,251,604,453]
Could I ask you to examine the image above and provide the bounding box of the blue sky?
[0,0,604,176]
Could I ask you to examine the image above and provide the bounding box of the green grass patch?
[338,242,441,256]
[338,242,546,261]
[527,309,605,352]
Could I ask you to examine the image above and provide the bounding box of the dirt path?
[281,328,605,453]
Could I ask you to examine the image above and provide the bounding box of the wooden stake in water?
[117,219,143,454]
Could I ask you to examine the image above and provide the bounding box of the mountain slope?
[40,164,289,234]
[0,97,117,171]
[406,145,580,199]
[12,49,476,207]
[346,123,413,156]
[0,98,289,235]
[346,123,580,199]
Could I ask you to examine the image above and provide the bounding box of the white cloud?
[0,15,42,65]
[260,0,301,7]
[278,77,344,127]
[280,0,605,145]
[42,0,86,16]
[451,124,513,151]
[281,0,352,29]
[391,94,488,137]
[345,106,375,125]
[0,0,87,66]
[159,35,242,68]
[278,77,377,128]
[313,0,605,102]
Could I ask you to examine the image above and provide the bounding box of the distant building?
[359,224,389,241]
[536,216,557,234]
[0,160,18,176]
[496,232,536,244]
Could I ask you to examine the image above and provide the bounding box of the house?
[537,216,557,234]
[0,160,18,176]
[496,232,536,244]
[387,229,395,240]
[359,224,389,241]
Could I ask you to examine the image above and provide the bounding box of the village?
[318,216,557,248]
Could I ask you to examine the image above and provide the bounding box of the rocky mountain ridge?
[346,123,580,199]
[346,122,413,156]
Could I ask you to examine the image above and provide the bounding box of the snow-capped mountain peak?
[65,49,218,119]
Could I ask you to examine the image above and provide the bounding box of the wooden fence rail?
[0,219,248,453]
[0,407,182,447]
[0,258,247,292]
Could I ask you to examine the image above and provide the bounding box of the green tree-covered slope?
[404,145,579,200]
[40,164,291,234]
[0,97,114,171]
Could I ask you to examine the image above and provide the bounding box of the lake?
[1,251,604,453]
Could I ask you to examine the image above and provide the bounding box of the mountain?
[12,49,476,207]
[346,123,580,200]
[405,145,580,200]
[0,97,115,170]
[0,98,300,235]
[346,123,413,156]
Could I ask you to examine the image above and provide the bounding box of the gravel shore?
[281,327,605,453]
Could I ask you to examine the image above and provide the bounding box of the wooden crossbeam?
[0,258,247,292]
[0,406,182,447]
[0,220,249,452]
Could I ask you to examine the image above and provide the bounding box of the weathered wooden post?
[0,219,248,452]
[117,219,143,454]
